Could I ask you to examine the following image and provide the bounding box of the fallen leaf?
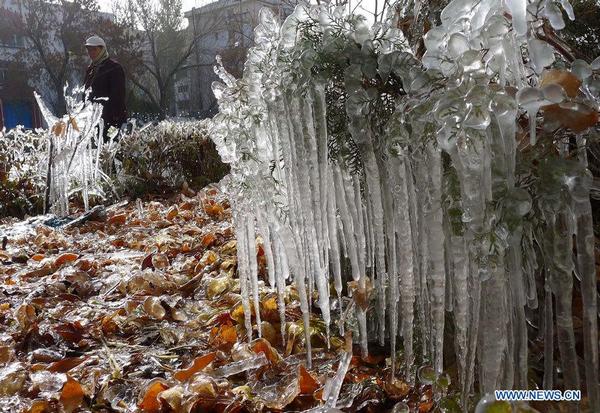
[55,322,85,344]
[107,213,127,226]
[211,323,238,345]
[138,380,169,412]
[158,385,184,410]
[28,399,50,413]
[298,365,319,394]
[151,253,169,270]
[143,296,166,320]
[31,254,45,262]
[51,121,66,137]
[53,253,79,267]
[141,253,154,270]
[251,338,281,364]
[166,206,179,221]
[201,233,217,247]
[173,352,217,382]
[60,375,85,413]
[48,356,86,373]
[0,346,14,363]
[199,250,218,267]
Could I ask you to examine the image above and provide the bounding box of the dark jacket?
[84,58,127,128]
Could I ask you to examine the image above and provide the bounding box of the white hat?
[85,35,106,47]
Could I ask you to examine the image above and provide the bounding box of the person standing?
[83,35,127,140]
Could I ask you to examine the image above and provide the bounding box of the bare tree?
[7,0,101,113]
[114,0,226,119]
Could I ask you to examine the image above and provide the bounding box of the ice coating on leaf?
[571,59,592,80]
[543,2,565,30]
[211,353,268,377]
[528,39,555,74]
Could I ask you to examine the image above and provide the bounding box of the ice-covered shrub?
[112,119,229,197]
[0,127,45,218]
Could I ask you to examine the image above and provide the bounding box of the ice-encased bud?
[528,39,555,74]
[447,33,470,58]
[464,104,491,129]
[541,83,566,103]
[516,87,544,110]
[441,0,476,26]
[458,50,484,74]
[543,2,565,30]
[591,56,600,70]
[571,59,592,80]
[560,0,575,20]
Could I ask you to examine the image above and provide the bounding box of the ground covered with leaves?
[0,185,442,413]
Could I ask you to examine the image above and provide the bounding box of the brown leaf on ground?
[138,379,169,412]
[59,375,85,413]
[299,365,320,394]
[48,356,86,373]
[173,352,217,382]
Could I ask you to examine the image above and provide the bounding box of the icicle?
[451,235,469,399]
[246,216,263,338]
[273,236,289,344]
[326,176,344,335]
[545,209,580,391]
[235,212,254,342]
[425,144,446,375]
[569,171,600,410]
[390,155,416,382]
[542,287,554,390]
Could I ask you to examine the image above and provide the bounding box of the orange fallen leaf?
[60,375,85,413]
[48,356,86,373]
[31,254,45,262]
[211,323,238,345]
[419,401,434,412]
[180,201,195,210]
[28,399,50,413]
[107,213,127,226]
[204,201,224,218]
[201,233,217,248]
[298,365,319,394]
[139,379,169,412]
[166,205,179,220]
[173,352,217,382]
[54,253,79,267]
[251,338,281,364]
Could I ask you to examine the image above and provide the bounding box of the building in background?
[177,0,291,117]
[0,0,41,130]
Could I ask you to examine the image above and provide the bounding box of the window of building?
[0,34,25,48]
[0,64,8,83]
[178,84,189,93]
